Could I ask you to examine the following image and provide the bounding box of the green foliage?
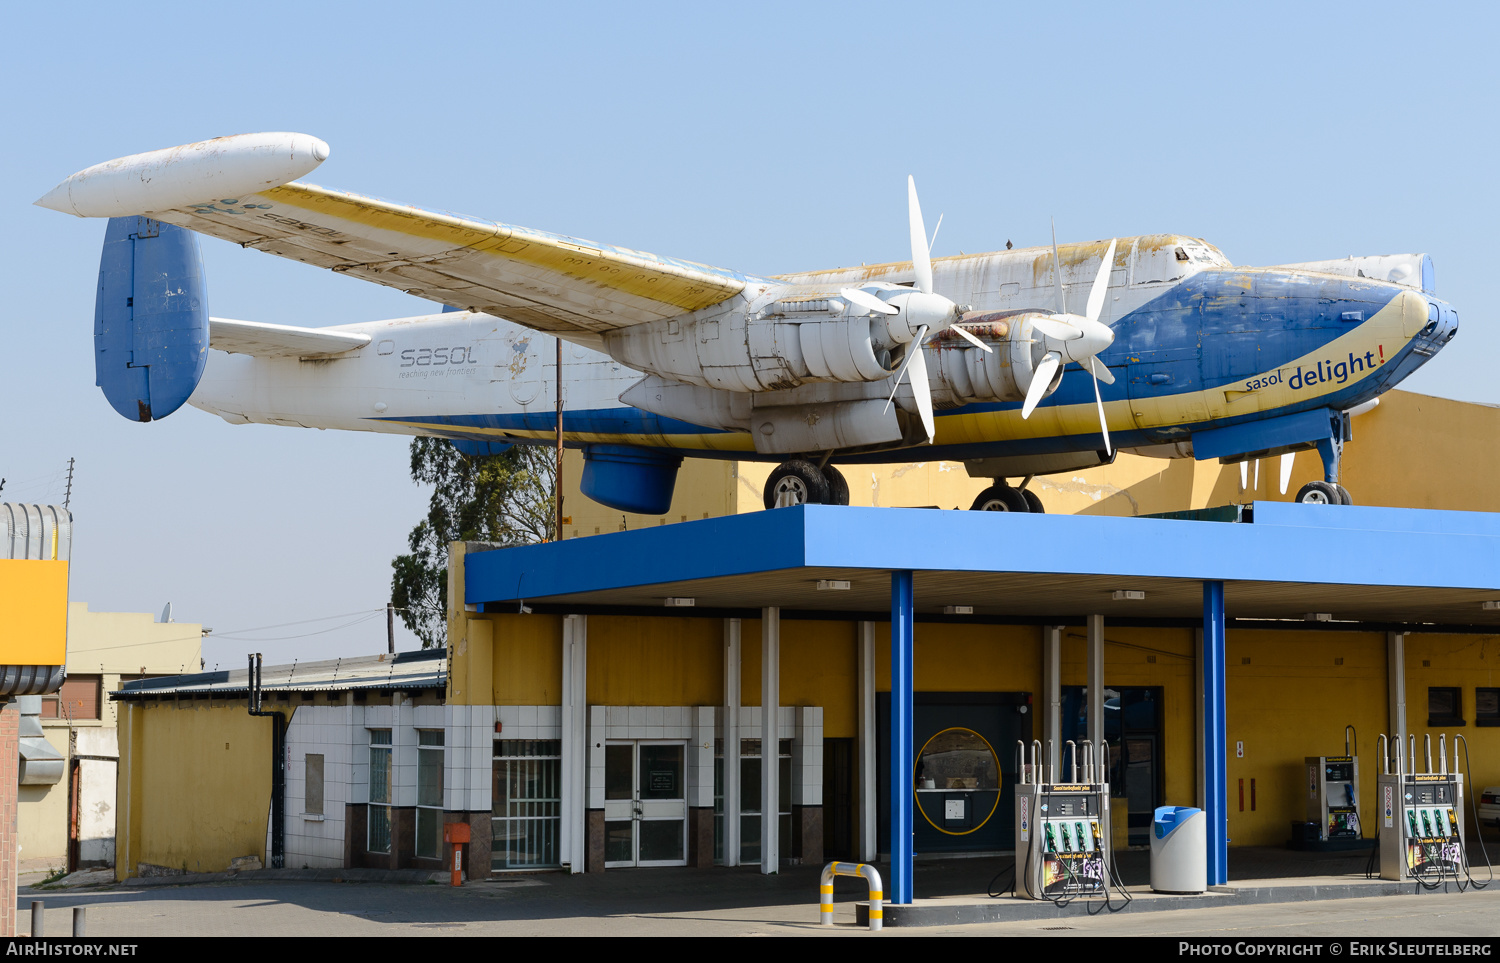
[391,439,556,647]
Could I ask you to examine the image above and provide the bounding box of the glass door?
[603,741,687,867]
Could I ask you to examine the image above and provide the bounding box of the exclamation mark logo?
[1378,345,1385,365]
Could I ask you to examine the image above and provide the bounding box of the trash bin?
[1150,805,1207,894]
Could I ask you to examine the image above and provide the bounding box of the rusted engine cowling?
[926,313,1062,407]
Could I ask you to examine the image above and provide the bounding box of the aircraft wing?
[156,183,747,336]
[209,318,371,359]
[36,134,748,337]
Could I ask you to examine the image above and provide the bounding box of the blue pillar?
[890,569,915,904]
[1203,580,1228,885]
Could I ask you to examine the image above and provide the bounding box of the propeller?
[1018,227,1120,455]
[876,176,995,442]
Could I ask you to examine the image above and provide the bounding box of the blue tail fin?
[94,217,208,422]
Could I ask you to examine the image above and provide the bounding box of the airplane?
[35,132,1459,515]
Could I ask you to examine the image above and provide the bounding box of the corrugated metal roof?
[113,648,445,700]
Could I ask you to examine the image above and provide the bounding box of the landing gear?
[971,485,1029,512]
[1295,481,1353,505]
[763,459,852,509]
[1298,412,1356,506]
[970,478,1044,513]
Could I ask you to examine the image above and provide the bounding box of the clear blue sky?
[3,2,1495,665]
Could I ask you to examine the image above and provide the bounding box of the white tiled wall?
[280,699,525,869]
[283,705,355,869]
[585,706,820,812]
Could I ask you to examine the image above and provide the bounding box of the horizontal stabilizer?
[209,318,370,358]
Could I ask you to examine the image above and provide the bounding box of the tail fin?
[95,217,208,421]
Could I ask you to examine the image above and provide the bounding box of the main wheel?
[1295,481,1342,505]
[971,485,1030,512]
[764,460,832,509]
[1021,489,1046,514]
[1335,484,1354,505]
[824,465,851,506]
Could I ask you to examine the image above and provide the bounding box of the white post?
[1043,625,1062,779]
[762,606,781,874]
[1087,614,1105,750]
[723,618,742,867]
[856,620,877,861]
[561,614,587,873]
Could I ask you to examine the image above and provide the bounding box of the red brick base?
[1,700,19,937]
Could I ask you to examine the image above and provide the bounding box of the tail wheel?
[971,485,1030,512]
[764,460,832,509]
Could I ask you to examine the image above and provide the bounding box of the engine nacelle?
[619,312,1069,455]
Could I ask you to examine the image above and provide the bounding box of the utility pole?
[554,337,564,542]
[386,602,395,655]
[63,458,74,511]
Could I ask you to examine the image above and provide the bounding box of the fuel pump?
[1376,733,1466,886]
[1014,739,1119,901]
[1305,725,1363,845]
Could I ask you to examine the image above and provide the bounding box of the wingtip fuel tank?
[34,132,329,218]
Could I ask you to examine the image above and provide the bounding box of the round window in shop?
[913,727,1002,836]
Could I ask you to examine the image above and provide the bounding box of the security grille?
[492,739,561,870]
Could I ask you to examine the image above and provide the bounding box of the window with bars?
[368,729,392,854]
[492,739,562,870]
[416,730,445,859]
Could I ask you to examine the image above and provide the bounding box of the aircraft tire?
[1021,489,1046,514]
[1335,484,1354,505]
[1295,481,1342,505]
[971,485,1030,512]
[764,459,831,509]
[823,465,850,506]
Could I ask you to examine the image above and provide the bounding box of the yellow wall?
[1404,634,1500,805]
[116,700,274,879]
[586,616,720,708]
[1224,631,1387,846]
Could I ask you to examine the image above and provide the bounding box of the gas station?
[449,499,1500,916]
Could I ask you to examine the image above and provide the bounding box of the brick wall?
[1,699,19,937]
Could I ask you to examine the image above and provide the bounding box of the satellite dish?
[159,602,173,624]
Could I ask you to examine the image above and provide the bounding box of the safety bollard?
[73,906,87,937]
[31,901,43,937]
[818,861,884,932]
[443,822,471,887]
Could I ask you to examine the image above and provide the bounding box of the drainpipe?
[247,654,285,869]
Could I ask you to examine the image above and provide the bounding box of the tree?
[391,439,556,647]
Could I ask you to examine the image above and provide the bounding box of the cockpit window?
[1175,247,1190,261]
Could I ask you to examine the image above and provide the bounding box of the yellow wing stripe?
[263,184,743,313]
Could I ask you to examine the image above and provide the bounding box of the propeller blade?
[883,325,930,412]
[928,213,943,256]
[1050,217,1067,316]
[1030,316,1082,342]
[1279,452,1295,495]
[947,322,994,353]
[1084,238,1119,324]
[1089,358,1112,456]
[1088,360,1115,385]
[908,176,934,295]
[841,287,898,316]
[1022,352,1061,419]
[1239,461,1248,490]
[906,337,936,441]
[1253,458,1261,490]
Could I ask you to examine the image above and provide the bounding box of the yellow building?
[17,604,201,874]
